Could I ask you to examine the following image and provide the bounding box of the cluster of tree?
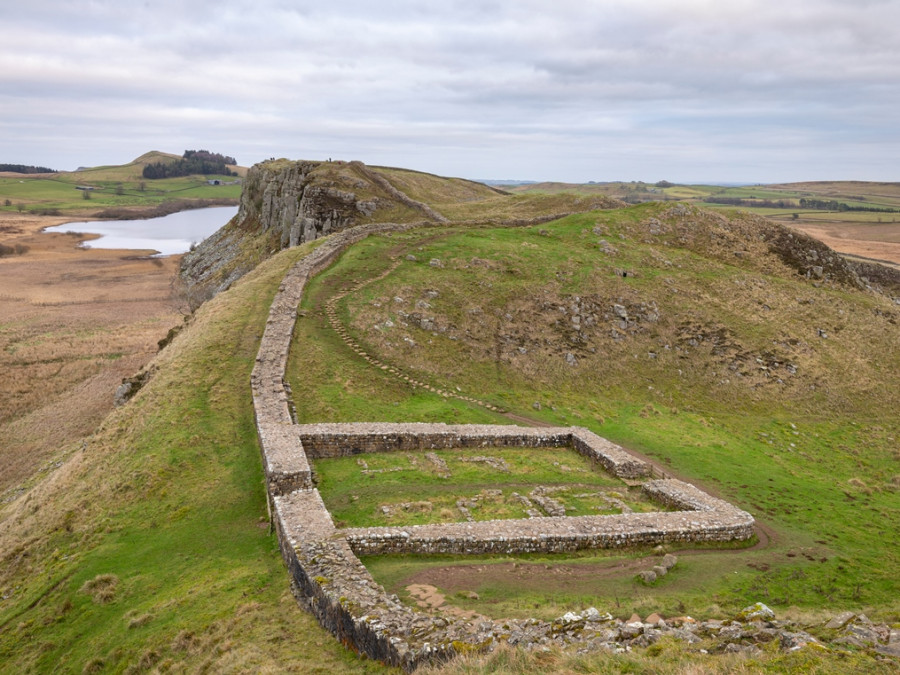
[704,195,898,214]
[183,149,236,165]
[0,163,56,173]
[142,150,237,179]
[703,196,796,208]
[797,198,897,213]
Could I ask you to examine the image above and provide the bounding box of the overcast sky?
[1,1,898,183]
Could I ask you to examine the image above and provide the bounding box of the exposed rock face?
[248,161,374,248]
[113,368,153,407]
[179,160,430,303]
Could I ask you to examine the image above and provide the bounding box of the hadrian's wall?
[250,221,756,671]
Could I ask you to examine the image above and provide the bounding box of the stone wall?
[249,220,757,670]
[342,479,754,556]
[349,161,449,223]
[296,422,650,480]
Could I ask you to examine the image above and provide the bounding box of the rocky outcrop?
[179,160,435,303]
[245,161,378,248]
[763,224,866,288]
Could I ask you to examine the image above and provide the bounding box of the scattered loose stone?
[738,602,775,622]
[825,611,855,630]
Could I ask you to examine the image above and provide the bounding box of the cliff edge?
[179,159,448,304]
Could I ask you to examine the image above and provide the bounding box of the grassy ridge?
[0,242,391,674]
[285,206,900,625]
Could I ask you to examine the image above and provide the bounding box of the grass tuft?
[79,574,119,605]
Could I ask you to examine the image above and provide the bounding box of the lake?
[44,206,239,256]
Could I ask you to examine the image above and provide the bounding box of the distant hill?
[71,151,246,183]
[0,151,250,215]
[142,150,240,180]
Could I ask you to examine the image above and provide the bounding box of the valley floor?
[0,213,182,497]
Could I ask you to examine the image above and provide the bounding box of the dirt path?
[406,558,654,597]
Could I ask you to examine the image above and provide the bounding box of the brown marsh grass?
[0,212,182,495]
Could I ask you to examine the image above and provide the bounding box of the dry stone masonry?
[251,221,760,670]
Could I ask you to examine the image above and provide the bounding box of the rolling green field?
[513,180,900,230]
[0,151,241,214]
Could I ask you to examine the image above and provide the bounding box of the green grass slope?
[0,242,391,674]
[285,203,899,631]
[2,195,897,673]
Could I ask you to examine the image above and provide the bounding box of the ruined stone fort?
[250,219,755,670]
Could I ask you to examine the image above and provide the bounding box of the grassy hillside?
[0,242,390,674]
[0,152,244,216]
[369,166,623,222]
[2,178,897,672]
[512,180,900,271]
[283,204,899,663]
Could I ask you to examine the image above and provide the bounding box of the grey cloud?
[0,0,897,181]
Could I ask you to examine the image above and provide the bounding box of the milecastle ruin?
[251,221,755,671]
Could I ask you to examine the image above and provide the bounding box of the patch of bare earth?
[405,584,487,620]
[786,219,900,267]
[404,559,651,600]
[0,213,182,495]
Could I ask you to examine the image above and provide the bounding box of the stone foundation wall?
[296,422,651,480]
[342,481,754,556]
[249,221,757,671]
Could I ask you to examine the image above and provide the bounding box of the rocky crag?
[179,160,442,304]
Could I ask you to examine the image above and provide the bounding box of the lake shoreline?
[43,205,238,257]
